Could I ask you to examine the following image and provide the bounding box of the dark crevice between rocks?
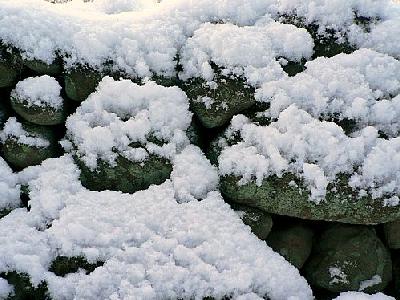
[49,256,104,277]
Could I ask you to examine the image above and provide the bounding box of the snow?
[65,77,192,169]
[0,153,313,299]
[179,19,313,83]
[11,75,63,109]
[358,275,382,291]
[0,117,50,147]
[333,292,395,300]
[218,106,400,203]
[257,49,400,136]
[0,278,13,299]
[0,158,20,212]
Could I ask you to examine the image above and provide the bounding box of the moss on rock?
[183,75,255,128]
[2,122,60,169]
[220,174,400,225]
[23,58,63,76]
[75,153,172,194]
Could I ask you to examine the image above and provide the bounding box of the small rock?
[23,58,63,76]
[64,67,101,102]
[304,224,392,293]
[267,224,314,269]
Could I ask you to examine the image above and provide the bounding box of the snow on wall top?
[65,76,192,169]
[257,49,400,136]
[0,158,20,211]
[0,0,397,78]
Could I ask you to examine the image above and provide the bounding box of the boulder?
[49,256,103,277]
[0,271,49,300]
[267,224,314,269]
[0,48,21,88]
[304,225,392,293]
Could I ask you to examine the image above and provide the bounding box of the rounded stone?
[0,51,21,88]
[10,96,67,126]
[267,224,314,269]
[183,74,255,128]
[231,203,273,240]
[304,225,392,293]
[64,68,101,102]
[2,122,59,169]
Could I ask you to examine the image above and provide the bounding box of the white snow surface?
[218,106,400,202]
[333,292,395,300]
[11,75,63,109]
[257,49,400,136]
[0,153,314,299]
[0,117,50,147]
[0,158,20,212]
[179,19,313,83]
[0,0,396,78]
[65,77,192,169]
[0,278,13,299]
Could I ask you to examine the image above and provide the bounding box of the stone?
[64,67,101,102]
[0,101,11,129]
[393,252,400,300]
[220,174,400,225]
[384,220,400,249]
[267,224,314,269]
[75,153,173,194]
[304,225,392,293]
[183,74,255,128]
[23,58,63,76]
[2,122,60,169]
[10,99,67,126]
[231,203,273,240]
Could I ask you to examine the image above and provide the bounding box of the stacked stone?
[0,10,399,300]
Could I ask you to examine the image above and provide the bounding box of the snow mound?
[0,153,314,299]
[257,49,400,136]
[65,77,192,169]
[179,19,313,83]
[11,75,63,109]
[0,117,50,147]
[0,158,20,212]
[218,106,400,202]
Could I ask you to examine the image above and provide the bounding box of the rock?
[0,271,49,300]
[183,74,255,128]
[0,48,21,88]
[49,256,103,277]
[220,174,400,225]
[75,153,173,194]
[23,58,63,76]
[267,224,314,269]
[304,225,392,293]
[384,220,400,249]
[231,203,273,240]
[10,77,67,126]
[0,101,12,129]
[186,117,205,148]
[64,67,101,101]
[1,120,60,169]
